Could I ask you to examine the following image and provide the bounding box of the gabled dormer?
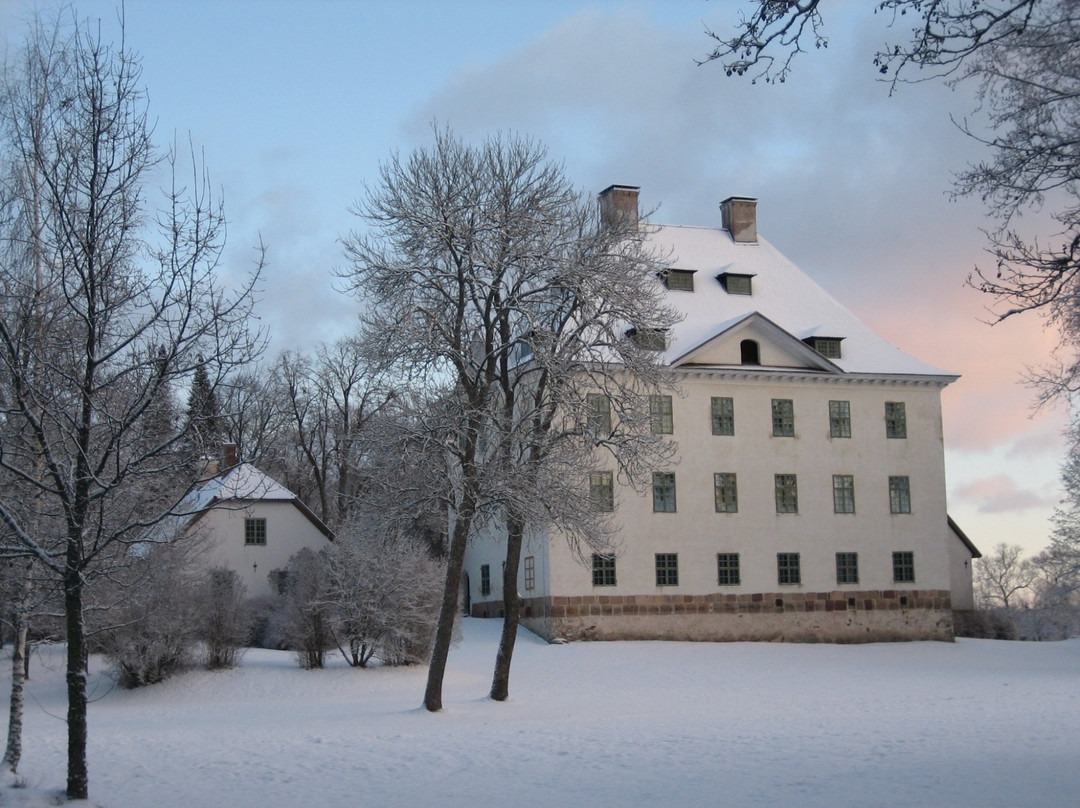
[670,313,843,373]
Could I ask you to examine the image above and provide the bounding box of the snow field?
[2,619,1078,807]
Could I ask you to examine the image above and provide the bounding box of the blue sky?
[0,0,1067,555]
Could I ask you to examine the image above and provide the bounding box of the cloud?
[952,475,1058,514]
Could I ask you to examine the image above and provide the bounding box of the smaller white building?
[183,448,333,598]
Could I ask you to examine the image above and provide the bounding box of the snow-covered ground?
[2,619,1078,807]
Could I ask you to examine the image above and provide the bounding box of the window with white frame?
[833,474,855,514]
[653,472,677,513]
[774,474,798,513]
[711,396,734,436]
[889,476,911,514]
[829,400,851,438]
[655,553,679,586]
[714,473,738,513]
[771,399,795,437]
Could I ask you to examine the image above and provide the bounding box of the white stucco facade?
[185,462,333,598]
[464,188,979,642]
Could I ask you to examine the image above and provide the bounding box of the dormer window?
[661,269,695,292]
[718,272,753,295]
[804,336,844,359]
[627,327,667,351]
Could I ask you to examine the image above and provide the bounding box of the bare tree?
[700,1,1041,86]
[339,128,677,710]
[0,13,261,799]
[975,542,1036,608]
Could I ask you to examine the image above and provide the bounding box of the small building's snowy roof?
[646,223,957,379]
[185,463,333,539]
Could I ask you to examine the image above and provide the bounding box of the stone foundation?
[470,589,954,643]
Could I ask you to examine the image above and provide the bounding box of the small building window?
[893,551,915,583]
[587,393,611,436]
[836,552,859,585]
[740,339,760,365]
[829,400,851,438]
[717,553,740,586]
[480,564,491,596]
[889,476,911,514]
[627,328,667,351]
[655,553,679,586]
[589,471,614,513]
[804,336,843,359]
[774,474,798,513]
[718,272,753,295]
[592,554,617,586]
[833,474,855,514]
[662,269,695,291]
[244,518,267,546]
[652,472,677,513]
[771,398,795,437]
[524,556,535,591]
[886,401,907,438]
[711,396,734,436]
[714,472,738,513]
[777,553,801,585]
[650,394,673,434]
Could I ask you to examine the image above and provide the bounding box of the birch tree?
[0,13,261,799]
[339,129,677,710]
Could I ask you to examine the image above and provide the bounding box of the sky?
[0,0,1068,556]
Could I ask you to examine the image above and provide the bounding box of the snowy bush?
[278,548,333,669]
[197,569,250,669]
[323,529,443,667]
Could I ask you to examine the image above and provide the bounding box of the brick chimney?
[598,184,640,228]
[222,442,239,470]
[721,196,758,243]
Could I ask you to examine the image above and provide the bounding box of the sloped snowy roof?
[184,463,333,539]
[647,223,957,379]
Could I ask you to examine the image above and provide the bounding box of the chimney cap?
[599,183,641,195]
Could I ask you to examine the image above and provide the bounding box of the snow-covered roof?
[185,463,333,539]
[646,222,957,379]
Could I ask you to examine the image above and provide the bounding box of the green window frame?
[774,474,798,513]
[889,476,911,514]
[829,400,851,438]
[893,551,915,583]
[832,474,855,514]
[711,396,734,436]
[771,398,795,437]
[587,393,611,436]
[655,553,679,586]
[590,471,614,513]
[714,472,738,513]
[592,554,617,586]
[886,401,907,439]
[836,552,859,585]
[717,553,740,586]
[777,552,801,585]
[652,472,677,513]
[650,394,673,434]
[244,517,266,546]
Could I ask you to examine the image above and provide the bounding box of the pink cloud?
[951,475,1057,514]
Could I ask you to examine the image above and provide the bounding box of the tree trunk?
[2,569,33,774]
[64,566,88,800]
[423,490,475,712]
[490,509,525,701]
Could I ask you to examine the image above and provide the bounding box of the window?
[652,472,677,513]
[836,552,859,585]
[589,471,614,513]
[885,401,907,438]
[829,400,851,438]
[516,336,533,361]
[244,518,266,546]
[740,339,760,365]
[628,328,667,351]
[805,336,843,359]
[663,269,695,291]
[832,474,855,514]
[655,553,679,586]
[650,394,673,434]
[713,473,738,513]
[592,554,617,586]
[717,553,740,586]
[777,553,801,585]
[711,396,734,436]
[889,476,911,514]
[775,474,798,513]
[771,399,794,437]
[523,556,535,591]
[893,551,915,583]
[587,393,611,436]
[480,564,491,596]
[718,272,753,295]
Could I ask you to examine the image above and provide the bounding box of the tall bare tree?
[0,13,261,799]
[339,129,677,710]
[975,542,1036,608]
